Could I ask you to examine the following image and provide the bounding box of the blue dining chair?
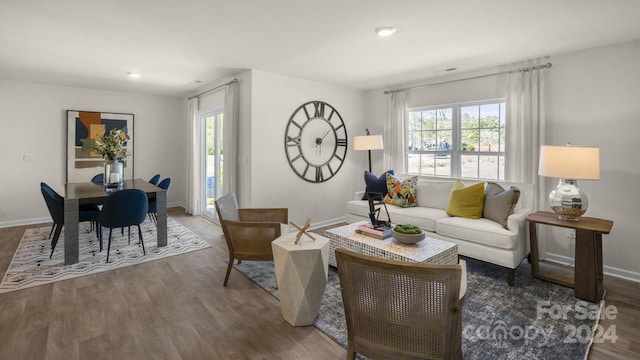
[148,177,171,225]
[148,174,161,186]
[91,173,104,184]
[40,182,100,258]
[97,189,148,263]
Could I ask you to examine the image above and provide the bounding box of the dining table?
[63,178,167,265]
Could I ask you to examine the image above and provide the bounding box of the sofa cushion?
[436,216,518,250]
[483,182,521,229]
[361,170,394,200]
[346,200,447,232]
[384,173,418,208]
[416,180,456,210]
[387,206,448,232]
[446,181,485,219]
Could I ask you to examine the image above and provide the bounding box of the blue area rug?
[235,257,601,360]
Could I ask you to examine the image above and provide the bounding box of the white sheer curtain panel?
[383,91,407,173]
[505,63,547,256]
[222,81,239,196]
[186,97,203,215]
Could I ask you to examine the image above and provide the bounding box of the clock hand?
[315,130,331,148]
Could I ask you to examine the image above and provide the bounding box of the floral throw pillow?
[383,173,418,208]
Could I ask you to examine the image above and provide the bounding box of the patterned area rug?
[235,257,602,360]
[0,217,210,293]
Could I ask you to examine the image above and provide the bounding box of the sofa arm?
[506,208,530,233]
[354,191,365,201]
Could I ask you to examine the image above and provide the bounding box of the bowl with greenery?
[392,224,426,245]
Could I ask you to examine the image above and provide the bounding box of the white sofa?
[346,177,533,286]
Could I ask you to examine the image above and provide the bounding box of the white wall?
[0,80,185,226]
[544,39,640,277]
[248,70,366,226]
[363,39,640,277]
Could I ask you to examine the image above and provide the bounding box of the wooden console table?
[526,211,613,302]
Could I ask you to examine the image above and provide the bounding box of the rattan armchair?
[335,248,467,360]
[214,192,288,286]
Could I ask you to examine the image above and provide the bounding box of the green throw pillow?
[383,173,418,208]
[483,182,521,229]
[446,180,485,219]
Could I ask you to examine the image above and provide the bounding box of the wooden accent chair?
[214,192,288,286]
[335,248,467,360]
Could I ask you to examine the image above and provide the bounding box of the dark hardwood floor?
[0,208,638,359]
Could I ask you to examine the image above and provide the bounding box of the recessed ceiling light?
[127,72,141,78]
[375,27,396,37]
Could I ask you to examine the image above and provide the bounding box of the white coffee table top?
[324,221,458,266]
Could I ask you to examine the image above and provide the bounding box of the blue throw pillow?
[362,170,394,200]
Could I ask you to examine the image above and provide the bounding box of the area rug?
[0,217,210,293]
[235,257,602,360]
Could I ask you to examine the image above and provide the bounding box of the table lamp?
[538,144,600,221]
[353,129,384,173]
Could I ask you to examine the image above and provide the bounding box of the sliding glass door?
[203,110,224,221]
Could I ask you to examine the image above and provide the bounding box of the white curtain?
[383,91,407,173]
[222,81,239,196]
[186,97,203,215]
[505,63,547,256]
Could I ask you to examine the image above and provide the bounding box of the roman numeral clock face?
[284,101,348,183]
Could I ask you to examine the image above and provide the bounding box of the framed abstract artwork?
[66,110,134,183]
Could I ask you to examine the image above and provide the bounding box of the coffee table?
[323,221,458,267]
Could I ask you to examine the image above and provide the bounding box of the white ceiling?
[2,0,640,98]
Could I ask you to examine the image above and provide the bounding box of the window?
[406,99,506,180]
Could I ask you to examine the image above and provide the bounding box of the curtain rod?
[383,63,552,94]
[188,78,238,100]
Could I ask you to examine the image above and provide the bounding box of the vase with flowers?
[93,128,130,187]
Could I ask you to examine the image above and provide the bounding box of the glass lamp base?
[549,179,588,221]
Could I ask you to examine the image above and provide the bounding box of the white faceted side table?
[272,232,329,326]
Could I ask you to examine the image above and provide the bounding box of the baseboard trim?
[0,202,185,229]
[309,216,346,231]
[0,217,51,228]
[545,252,640,283]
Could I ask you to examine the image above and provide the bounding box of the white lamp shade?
[538,145,600,180]
[353,135,384,151]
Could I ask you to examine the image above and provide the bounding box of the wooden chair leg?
[347,344,356,360]
[223,255,234,287]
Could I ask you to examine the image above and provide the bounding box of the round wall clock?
[284,100,348,183]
